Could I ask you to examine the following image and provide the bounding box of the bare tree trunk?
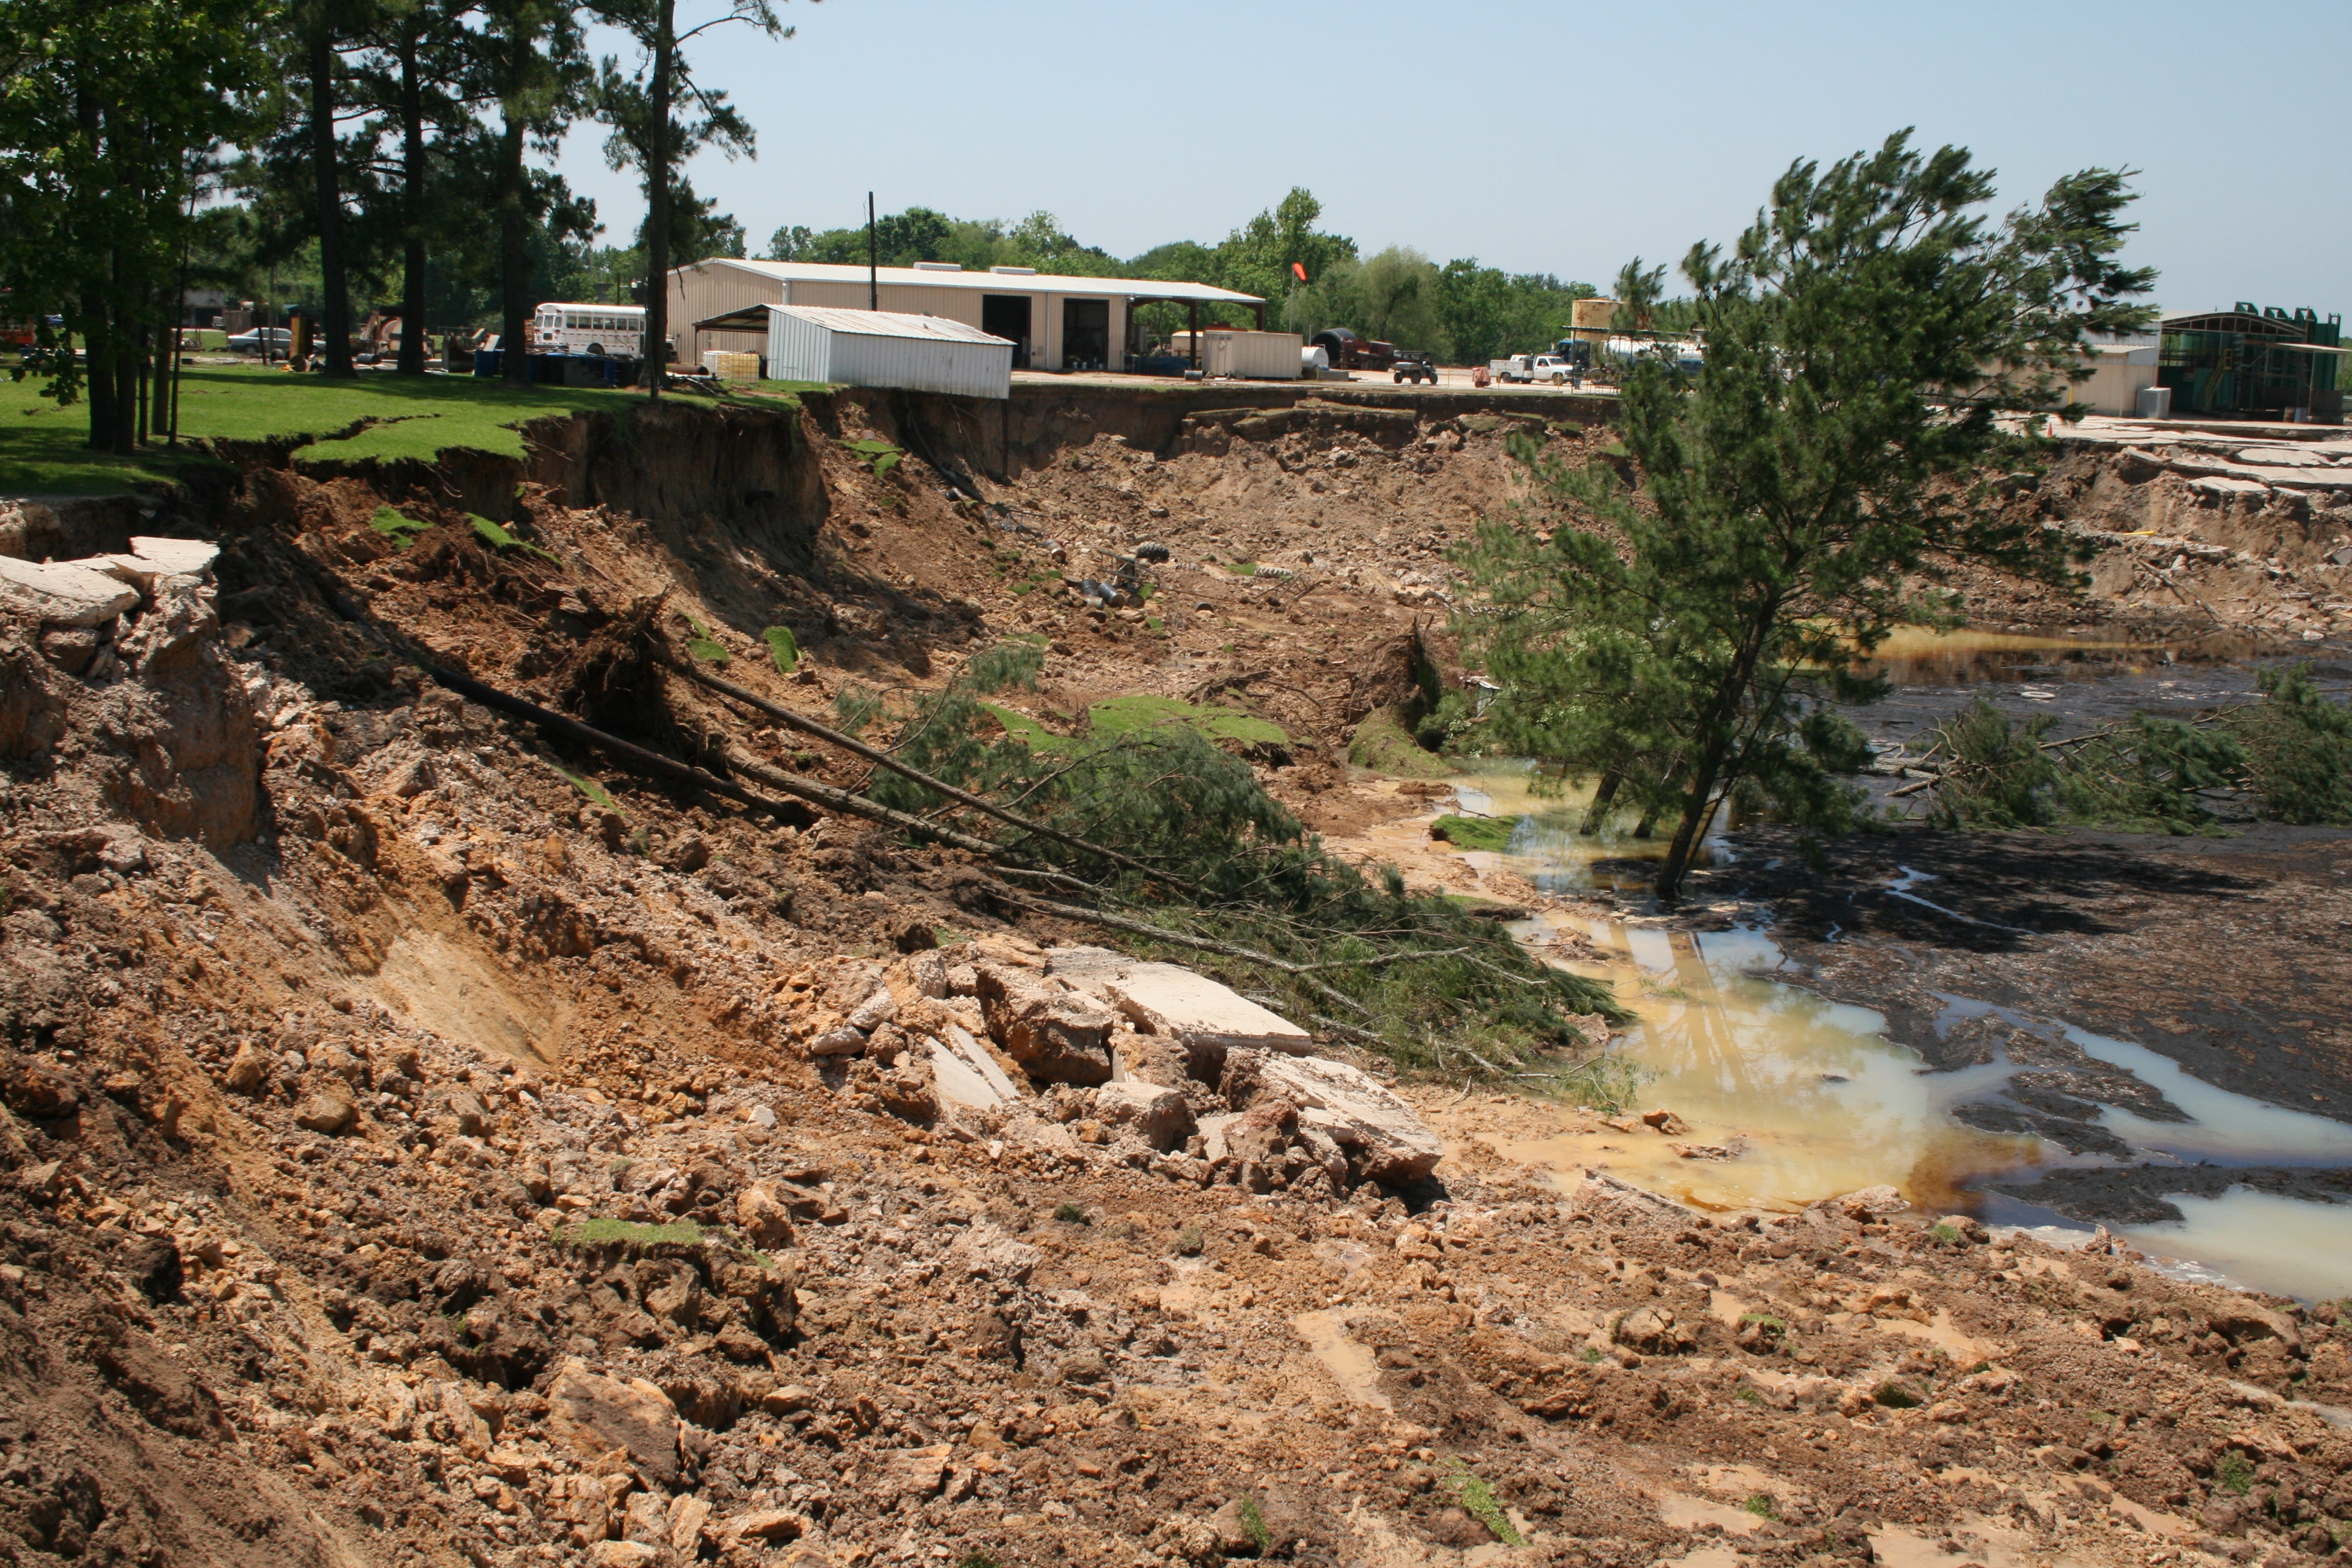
[309,7,355,379]
[641,0,674,401]
[396,19,429,376]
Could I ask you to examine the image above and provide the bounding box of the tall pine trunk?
[108,243,136,455]
[496,69,528,386]
[309,8,355,379]
[396,21,428,376]
[641,0,673,401]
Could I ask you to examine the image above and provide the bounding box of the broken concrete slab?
[97,536,220,593]
[975,963,1116,1085]
[1045,945,1312,1073]
[0,555,142,627]
[1227,1050,1442,1185]
[945,1023,1021,1103]
[1091,1080,1194,1151]
[927,1036,1009,1111]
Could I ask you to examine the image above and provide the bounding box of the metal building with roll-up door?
[763,305,1014,399]
[670,257,1265,372]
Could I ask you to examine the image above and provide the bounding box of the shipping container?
[1197,329,1305,381]
[764,305,1013,399]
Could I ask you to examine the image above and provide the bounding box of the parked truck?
[1488,352,1584,386]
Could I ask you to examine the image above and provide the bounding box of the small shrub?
[1735,1383,1764,1406]
[2216,1451,2255,1496]
[1174,1223,1204,1256]
[762,625,800,673]
[1238,1497,1271,1553]
[1929,1221,1962,1246]
[958,1553,1005,1568]
[1053,1201,1088,1225]
[1872,1381,1923,1410]
[1744,1494,1780,1520]
[1447,1460,1524,1549]
[1579,1345,1604,1364]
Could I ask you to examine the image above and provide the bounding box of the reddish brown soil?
[0,387,2346,1568]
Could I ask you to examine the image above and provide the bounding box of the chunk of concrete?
[1045,945,1312,1072]
[96,537,219,592]
[0,555,141,627]
[544,1358,681,1486]
[1091,1080,1194,1151]
[1233,1051,1442,1185]
[975,962,1115,1085]
[945,1023,1021,1102]
[927,1036,1009,1111]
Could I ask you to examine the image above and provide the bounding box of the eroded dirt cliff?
[0,387,2347,1568]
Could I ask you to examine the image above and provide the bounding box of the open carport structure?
[670,258,1263,374]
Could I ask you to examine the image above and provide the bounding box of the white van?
[531,302,645,358]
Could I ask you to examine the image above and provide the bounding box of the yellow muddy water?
[1434,762,2352,1299]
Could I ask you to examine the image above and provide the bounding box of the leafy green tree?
[353,0,480,372]
[0,0,278,446]
[1352,246,1448,355]
[1454,132,2157,898]
[1434,261,1595,364]
[594,0,788,397]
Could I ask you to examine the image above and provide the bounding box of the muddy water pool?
[1447,757,2352,1300]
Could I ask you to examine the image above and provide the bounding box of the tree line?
[0,0,797,451]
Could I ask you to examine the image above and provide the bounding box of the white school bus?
[531,302,645,358]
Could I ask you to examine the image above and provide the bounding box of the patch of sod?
[1347,704,1457,779]
[1430,814,1515,852]
[762,625,800,673]
[468,513,559,562]
[369,505,432,548]
[983,703,1070,751]
[1085,694,1286,746]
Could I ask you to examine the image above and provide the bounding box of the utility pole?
[867,191,877,311]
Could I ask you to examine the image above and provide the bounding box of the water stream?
[1444,738,2352,1301]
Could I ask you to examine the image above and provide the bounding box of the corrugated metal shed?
[765,305,1013,399]
[670,257,1264,370]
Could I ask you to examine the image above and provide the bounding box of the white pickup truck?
[1489,353,1582,386]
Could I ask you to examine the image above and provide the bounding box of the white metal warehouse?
[763,307,1013,399]
[669,258,1265,373]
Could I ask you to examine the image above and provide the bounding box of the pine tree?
[1454,131,2157,899]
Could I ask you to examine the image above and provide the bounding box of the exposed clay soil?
[0,385,2348,1568]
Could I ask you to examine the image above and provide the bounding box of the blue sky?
[555,0,2351,315]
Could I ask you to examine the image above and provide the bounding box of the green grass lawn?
[0,363,829,496]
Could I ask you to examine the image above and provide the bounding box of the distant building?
[2159,304,2344,423]
[667,258,1263,373]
